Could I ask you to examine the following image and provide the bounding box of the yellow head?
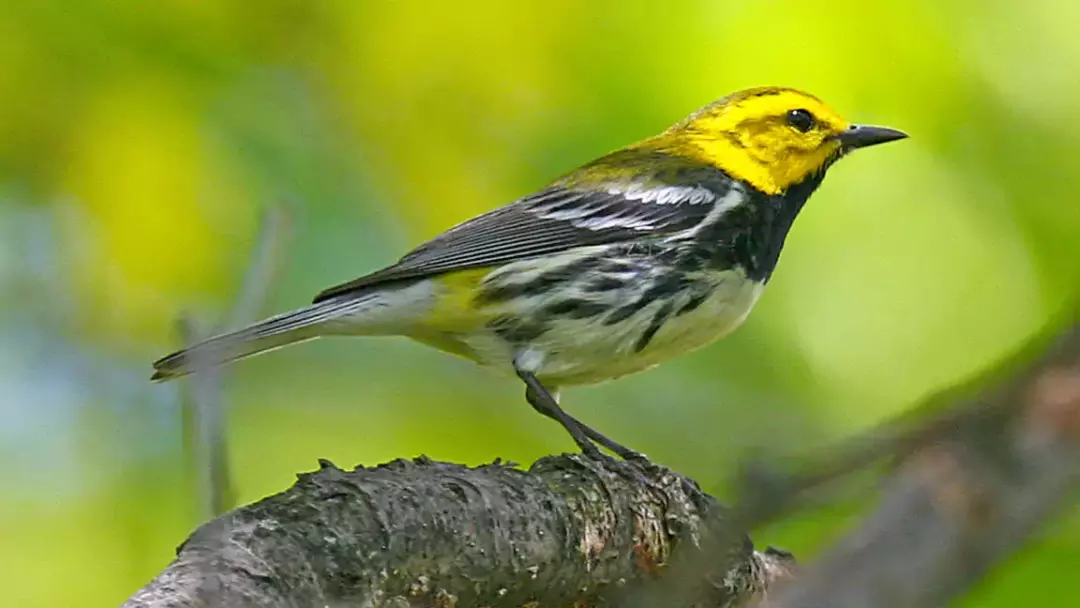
[646,87,906,195]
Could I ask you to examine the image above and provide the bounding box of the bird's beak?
[837,124,908,150]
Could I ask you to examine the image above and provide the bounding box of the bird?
[152,86,907,459]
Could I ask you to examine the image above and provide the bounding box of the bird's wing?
[312,182,726,303]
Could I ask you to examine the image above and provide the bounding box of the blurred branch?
[177,316,232,520]
[625,320,1080,608]
[729,311,1073,528]
[121,455,791,608]
[758,325,1080,608]
[179,206,291,520]
[227,207,292,330]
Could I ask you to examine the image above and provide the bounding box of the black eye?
[786,108,815,133]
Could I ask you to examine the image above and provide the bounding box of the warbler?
[153,86,906,459]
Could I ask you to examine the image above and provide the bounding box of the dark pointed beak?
[837,124,908,150]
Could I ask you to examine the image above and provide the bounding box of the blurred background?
[2,1,1079,605]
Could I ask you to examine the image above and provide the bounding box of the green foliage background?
[0,1,1078,605]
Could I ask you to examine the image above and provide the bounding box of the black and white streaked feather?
[314,156,743,303]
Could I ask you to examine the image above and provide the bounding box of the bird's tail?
[151,297,367,381]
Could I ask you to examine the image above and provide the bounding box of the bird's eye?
[786,108,815,133]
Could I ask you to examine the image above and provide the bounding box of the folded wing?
[313,181,723,303]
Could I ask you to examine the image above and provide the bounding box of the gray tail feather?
[151,299,357,381]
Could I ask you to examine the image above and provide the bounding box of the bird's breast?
[624,269,765,361]
[543,268,765,385]
[464,254,766,386]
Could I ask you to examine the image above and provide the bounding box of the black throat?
[689,170,828,282]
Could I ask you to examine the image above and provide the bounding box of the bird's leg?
[577,418,646,461]
[518,371,599,457]
[516,369,644,460]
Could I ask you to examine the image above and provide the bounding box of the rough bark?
[123,455,791,608]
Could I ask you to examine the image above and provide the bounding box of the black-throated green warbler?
[153,86,906,458]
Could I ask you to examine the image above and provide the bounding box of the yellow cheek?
[667,127,840,195]
[746,133,830,192]
[773,147,830,187]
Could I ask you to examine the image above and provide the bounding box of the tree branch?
[122,455,790,608]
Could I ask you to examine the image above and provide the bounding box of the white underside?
[465,268,764,386]
[319,263,764,388]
